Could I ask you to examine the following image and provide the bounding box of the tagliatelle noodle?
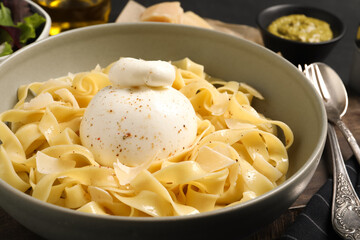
[0,58,294,217]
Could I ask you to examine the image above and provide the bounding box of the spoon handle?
[328,123,360,239]
[335,118,360,165]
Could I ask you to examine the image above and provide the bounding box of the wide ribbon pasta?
[0,58,293,217]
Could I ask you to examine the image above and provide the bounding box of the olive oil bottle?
[33,0,111,35]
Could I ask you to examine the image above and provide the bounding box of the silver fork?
[300,63,360,239]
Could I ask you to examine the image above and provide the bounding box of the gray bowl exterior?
[0,23,327,240]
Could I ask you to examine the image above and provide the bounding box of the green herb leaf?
[0,41,13,56]
[0,3,14,27]
[18,13,45,43]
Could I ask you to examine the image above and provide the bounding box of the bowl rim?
[256,3,346,46]
[0,22,328,223]
[0,0,52,62]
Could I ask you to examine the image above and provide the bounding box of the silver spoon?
[304,63,360,239]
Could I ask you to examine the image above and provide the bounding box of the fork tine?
[304,64,311,79]
[303,64,323,97]
[300,64,330,101]
[298,64,303,72]
[314,64,331,101]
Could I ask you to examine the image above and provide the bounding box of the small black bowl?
[256,4,346,65]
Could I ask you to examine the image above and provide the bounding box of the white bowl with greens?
[0,0,51,62]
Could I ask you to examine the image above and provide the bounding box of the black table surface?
[110,0,360,86]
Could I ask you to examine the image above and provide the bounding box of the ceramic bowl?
[0,23,327,240]
[256,4,345,65]
[0,0,51,63]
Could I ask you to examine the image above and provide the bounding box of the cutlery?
[304,63,360,165]
[302,63,360,239]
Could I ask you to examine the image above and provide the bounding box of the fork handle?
[335,118,360,166]
[328,123,360,238]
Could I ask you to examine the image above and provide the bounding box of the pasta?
[0,58,293,217]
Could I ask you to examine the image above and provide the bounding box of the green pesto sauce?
[268,14,333,43]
